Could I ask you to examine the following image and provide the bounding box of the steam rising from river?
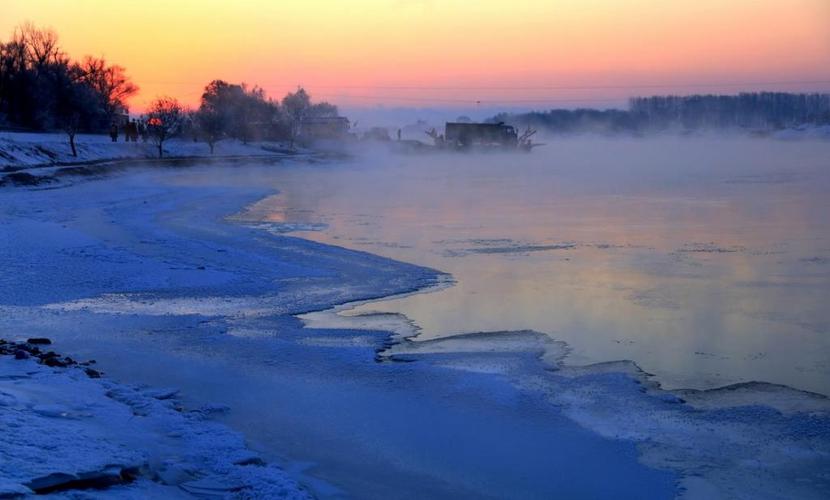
[245,135,830,394]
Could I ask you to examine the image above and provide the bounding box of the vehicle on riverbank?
[426,122,541,152]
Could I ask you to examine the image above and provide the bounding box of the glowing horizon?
[3,0,829,112]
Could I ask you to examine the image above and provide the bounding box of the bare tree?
[14,23,62,69]
[0,23,137,133]
[0,39,28,125]
[78,56,138,122]
[1,24,68,129]
[54,65,97,157]
[146,97,183,158]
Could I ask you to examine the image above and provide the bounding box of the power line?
[276,79,830,91]
[134,79,830,108]
[312,94,628,104]
[137,79,830,92]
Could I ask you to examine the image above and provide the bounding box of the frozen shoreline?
[303,298,830,498]
[0,339,310,498]
[305,290,830,411]
[1,154,829,498]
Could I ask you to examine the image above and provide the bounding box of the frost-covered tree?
[146,97,183,158]
[308,101,338,118]
[194,106,223,154]
[281,88,311,145]
[280,88,339,144]
[198,80,278,145]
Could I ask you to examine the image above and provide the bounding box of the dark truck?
[445,122,518,149]
[427,122,537,151]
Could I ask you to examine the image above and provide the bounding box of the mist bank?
[491,92,830,137]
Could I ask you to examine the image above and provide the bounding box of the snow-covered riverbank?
[0,131,305,173]
[0,339,310,498]
[1,154,828,499]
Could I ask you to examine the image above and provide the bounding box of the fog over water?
[245,137,830,394]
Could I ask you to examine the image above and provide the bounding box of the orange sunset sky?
[3,0,829,111]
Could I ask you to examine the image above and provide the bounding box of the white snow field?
[1,136,829,499]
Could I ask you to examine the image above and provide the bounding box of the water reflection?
[245,138,830,393]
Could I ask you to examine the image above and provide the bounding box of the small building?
[362,126,392,142]
[299,116,350,140]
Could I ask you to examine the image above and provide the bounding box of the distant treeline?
[0,23,340,157]
[491,93,830,134]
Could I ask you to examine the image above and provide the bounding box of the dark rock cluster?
[23,466,140,495]
[0,172,56,187]
[0,338,101,378]
[0,338,136,496]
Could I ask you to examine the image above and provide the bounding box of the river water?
[3,138,828,498]
[247,137,830,394]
